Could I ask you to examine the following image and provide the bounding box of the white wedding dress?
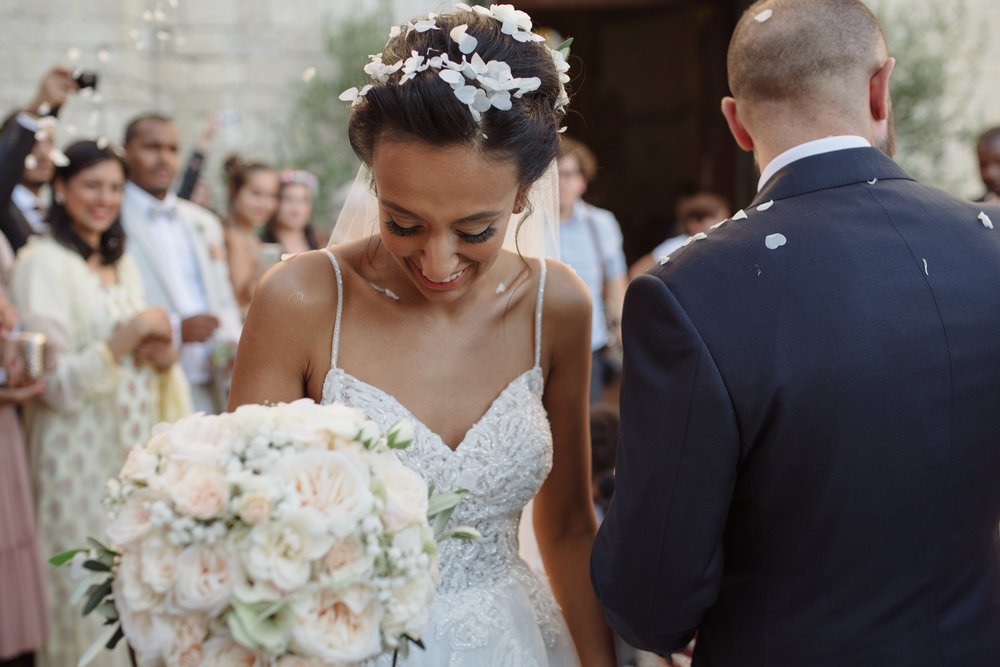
[321,251,581,667]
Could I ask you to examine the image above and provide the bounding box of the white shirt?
[11,185,49,233]
[124,182,214,383]
[758,135,872,192]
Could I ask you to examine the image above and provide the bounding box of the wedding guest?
[222,154,279,313]
[558,135,627,403]
[593,1,1000,663]
[11,140,190,667]
[0,67,78,253]
[975,126,1000,202]
[260,169,322,255]
[628,189,729,277]
[120,114,243,413]
[229,4,617,664]
[0,273,47,667]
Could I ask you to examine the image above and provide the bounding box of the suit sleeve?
[591,273,741,655]
[0,121,37,249]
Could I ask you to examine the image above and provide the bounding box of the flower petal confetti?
[732,209,748,221]
[97,47,110,63]
[978,211,993,229]
[301,66,317,83]
[764,233,787,250]
[757,200,774,212]
[922,258,929,276]
[711,219,728,230]
[67,47,81,61]
[50,149,70,167]
[754,9,773,22]
[659,255,671,266]
[24,154,38,170]
[867,177,878,185]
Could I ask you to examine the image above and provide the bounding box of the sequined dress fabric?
[321,251,580,667]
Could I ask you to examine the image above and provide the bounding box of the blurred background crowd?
[0,1,998,666]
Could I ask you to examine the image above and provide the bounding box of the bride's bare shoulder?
[249,249,340,324]
[541,258,591,323]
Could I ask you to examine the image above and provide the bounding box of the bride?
[228,3,616,665]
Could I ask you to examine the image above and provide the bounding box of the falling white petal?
[557,126,567,133]
[732,209,748,221]
[37,102,51,116]
[338,87,359,102]
[34,130,47,141]
[764,233,787,250]
[692,232,708,241]
[97,137,109,149]
[978,211,994,229]
[50,149,70,167]
[24,154,38,170]
[302,67,317,83]
[659,255,671,266]
[757,200,774,211]
[97,48,110,63]
[867,177,878,185]
[156,30,171,41]
[495,282,507,294]
[711,219,728,230]
[754,9,773,22]
[142,10,153,21]
[67,47,81,61]
[922,259,929,276]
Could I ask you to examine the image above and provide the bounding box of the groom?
[591,0,1000,664]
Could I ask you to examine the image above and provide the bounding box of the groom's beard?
[875,107,896,157]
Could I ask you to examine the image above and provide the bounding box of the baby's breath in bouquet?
[52,399,474,666]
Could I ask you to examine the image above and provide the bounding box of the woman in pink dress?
[0,288,47,667]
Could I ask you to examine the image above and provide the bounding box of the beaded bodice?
[320,251,564,654]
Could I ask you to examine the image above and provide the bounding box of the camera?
[74,69,99,90]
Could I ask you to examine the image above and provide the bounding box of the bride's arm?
[534,260,617,667]
[227,251,337,409]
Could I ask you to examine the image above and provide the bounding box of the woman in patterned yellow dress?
[11,140,190,667]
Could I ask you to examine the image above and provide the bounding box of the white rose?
[383,572,434,639]
[240,508,335,592]
[238,491,272,525]
[372,452,429,533]
[173,542,238,615]
[139,533,182,594]
[165,614,207,667]
[318,535,375,585]
[107,488,163,547]
[162,460,230,520]
[120,446,159,483]
[114,547,163,613]
[201,637,267,667]
[276,449,374,536]
[290,585,383,663]
[166,412,242,465]
[272,400,366,449]
[112,575,173,658]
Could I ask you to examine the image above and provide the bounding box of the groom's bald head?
[728,0,885,115]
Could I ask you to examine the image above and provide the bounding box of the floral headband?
[339,3,571,124]
[279,169,319,195]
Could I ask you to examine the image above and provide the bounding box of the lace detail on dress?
[321,254,571,663]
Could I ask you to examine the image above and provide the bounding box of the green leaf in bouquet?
[78,623,120,667]
[105,624,126,649]
[86,537,117,559]
[427,489,468,518]
[95,600,119,622]
[82,579,112,616]
[83,559,112,573]
[48,547,87,567]
[449,526,481,541]
[386,420,415,449]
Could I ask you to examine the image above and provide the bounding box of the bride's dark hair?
[347,8,567,191]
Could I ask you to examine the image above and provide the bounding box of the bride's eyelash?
[385,218,418,236]
[461,226,498,244]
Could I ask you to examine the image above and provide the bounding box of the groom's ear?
[721,97,755,152]
[869,57,895,122]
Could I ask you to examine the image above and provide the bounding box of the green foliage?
[283,1,392,226]
[868,0,979,189]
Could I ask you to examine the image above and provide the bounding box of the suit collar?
[750,147,913,207]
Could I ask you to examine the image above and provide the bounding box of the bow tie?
[149,203,178,220]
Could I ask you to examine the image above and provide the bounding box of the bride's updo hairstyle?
[345,4,570,192]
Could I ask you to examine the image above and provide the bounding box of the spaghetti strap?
[323,249,344,370]
[534,258,547,369]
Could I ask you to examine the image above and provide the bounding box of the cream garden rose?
[241,508,336,592]
[173,542,238,615]
[276,449,374,536]
[163,460,229,520]
[373,451,430,533]
[290,586,383,663]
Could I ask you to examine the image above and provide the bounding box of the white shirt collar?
[757,135,871,192]
[125,181,179,219]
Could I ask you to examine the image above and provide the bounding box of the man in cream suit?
[121,114,242,413]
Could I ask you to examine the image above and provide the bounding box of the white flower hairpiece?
[340,3,570,122]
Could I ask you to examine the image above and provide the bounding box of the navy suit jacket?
[591,147,1000,666]
[0,120,39,252]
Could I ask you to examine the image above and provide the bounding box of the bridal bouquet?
[52,399,471,666]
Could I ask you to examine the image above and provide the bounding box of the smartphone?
[74,70,99,90]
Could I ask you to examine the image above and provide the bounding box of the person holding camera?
[0,66,79,261]
[11,141,190,667]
